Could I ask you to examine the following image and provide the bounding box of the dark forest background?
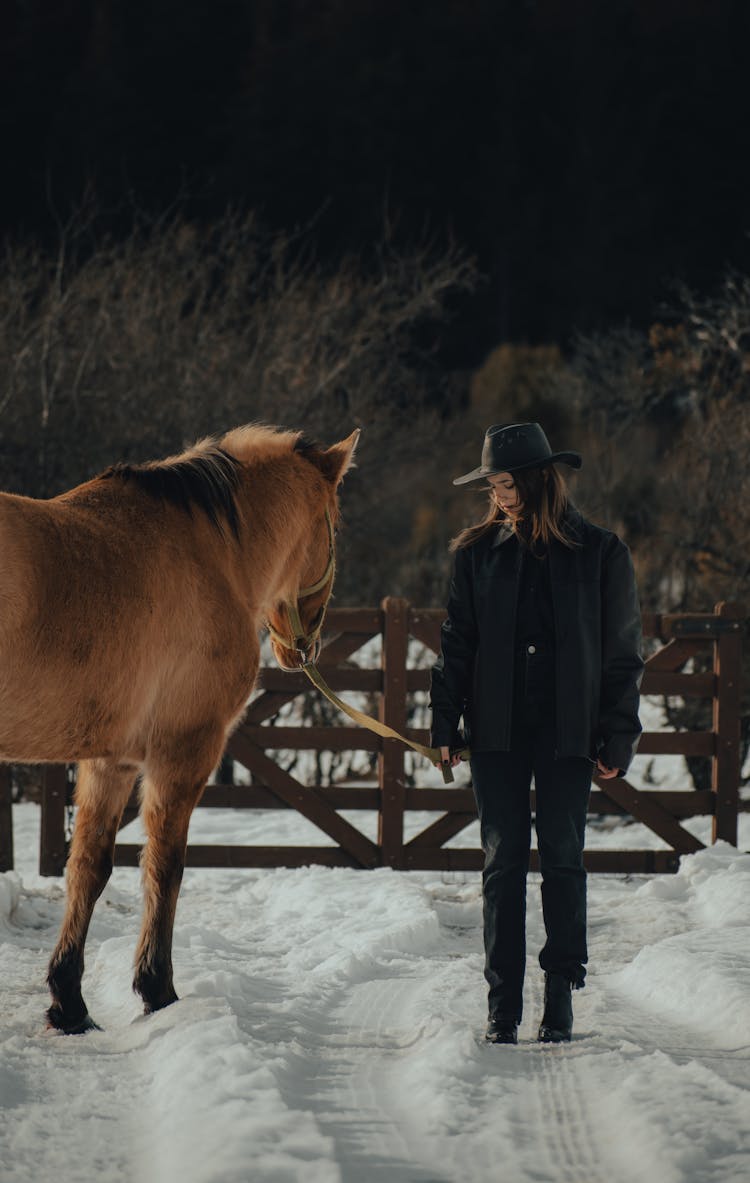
[2,0,750,782]
[4,0,750,353]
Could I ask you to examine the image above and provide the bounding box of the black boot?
[537,973,573,1043]
[485,1015,518,1044]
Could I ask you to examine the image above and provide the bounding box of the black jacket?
[430,509,644,773]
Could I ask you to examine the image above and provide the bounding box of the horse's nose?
[296,637,320,667]
[293,638,312,666]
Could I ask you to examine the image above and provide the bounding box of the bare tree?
[0,207,476,602]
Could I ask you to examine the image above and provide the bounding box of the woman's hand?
[596,757,619,779]
[434,745,462,769]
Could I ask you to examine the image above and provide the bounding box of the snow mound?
[135,1007,340,1183]
[611,845,750,1044]
[236,865,443,983]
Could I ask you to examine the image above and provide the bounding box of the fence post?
[0,766,13,872]
[378,597,409,868]
[40,765,70,876]
[712,601,743,845]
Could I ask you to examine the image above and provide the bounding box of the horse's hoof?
[142,988,179,1016]
[46,1005,101,1035]
[134,966,179,1014]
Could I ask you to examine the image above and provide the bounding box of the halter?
[266,507,336,662]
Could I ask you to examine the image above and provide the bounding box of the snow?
[1,689,749,1183]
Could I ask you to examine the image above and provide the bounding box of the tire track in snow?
[267,967,453,1182]
[254,881,479,1183]
[315,887,487,1182]
[526,978,603,1183]
[262,882,616,1183]
[433,885,609,1183]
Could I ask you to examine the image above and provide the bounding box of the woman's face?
[487,471,522,514]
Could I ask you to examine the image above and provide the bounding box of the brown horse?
[0,423,358,1032]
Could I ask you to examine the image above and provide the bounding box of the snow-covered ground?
[1,698,749,1183]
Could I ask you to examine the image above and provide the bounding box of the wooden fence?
[0,600,744,877]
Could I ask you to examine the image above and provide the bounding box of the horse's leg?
[133,730,224,1014]
[47,759,136,1033]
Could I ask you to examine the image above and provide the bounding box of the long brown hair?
[450,464,576,552]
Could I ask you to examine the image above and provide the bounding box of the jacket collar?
[491,521,515,547]
[490,505,584,548]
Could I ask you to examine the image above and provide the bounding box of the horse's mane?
[221,423,341,518]
[221,423,303,462]
[98,425,333,539]
[100,440,242,539]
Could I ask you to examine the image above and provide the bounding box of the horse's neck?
[241,489,313,607]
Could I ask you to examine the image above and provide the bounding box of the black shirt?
[515,538,555,648]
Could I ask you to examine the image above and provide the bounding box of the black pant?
[470,650,592,1022]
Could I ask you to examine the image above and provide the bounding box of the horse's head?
[267,429,359,670]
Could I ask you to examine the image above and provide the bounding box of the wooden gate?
[5,600,744,877]
[403,599,744,874]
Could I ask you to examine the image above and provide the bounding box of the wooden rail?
[1,600,743,876]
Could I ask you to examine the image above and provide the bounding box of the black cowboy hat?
[452,422,582,485]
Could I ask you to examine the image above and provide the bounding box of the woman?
[430,422,643,1045]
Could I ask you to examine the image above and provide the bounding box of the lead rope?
[267,508,470,782]
[300,661,470,784]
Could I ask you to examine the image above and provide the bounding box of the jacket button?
[527,644,536,654]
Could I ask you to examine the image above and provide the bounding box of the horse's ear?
[304,429,361,486]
